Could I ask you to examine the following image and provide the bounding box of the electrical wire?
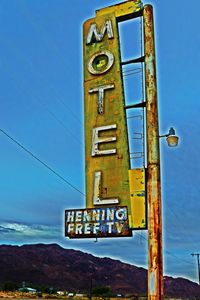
[8,56,79,139]
[118,15,194,269]
[165,250,194,266]
[165,204,189,234]
[122,67,142,74]
[134,232,194,266]
[1,8,83,131]
[0,58,83,148]
[39,101,84,147]
[8,3,196,271]
[23,5,84,126]
[0,128,85,197]
[123,70,142,77]
[137,11,195,270]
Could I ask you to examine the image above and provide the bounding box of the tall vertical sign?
[65,0,146,239]
[83,12,131,218]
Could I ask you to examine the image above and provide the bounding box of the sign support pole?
[143,5,164,299]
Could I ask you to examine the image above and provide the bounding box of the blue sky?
[0,0,199,285]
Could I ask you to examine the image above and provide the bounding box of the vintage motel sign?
[83,8,130,219]
[83,0,144,231]
[65,0,146,239]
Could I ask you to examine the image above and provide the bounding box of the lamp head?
[166,127,179,147]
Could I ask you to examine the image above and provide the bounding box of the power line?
[134,232,193,266]
[165,204,189,234]
[165,250,193,266]
[0,60,83,148]
[18,2,83,127]
[40,102,84,147]
[0,128,85,197]
[123,70,142,77]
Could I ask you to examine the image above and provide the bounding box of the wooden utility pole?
[144,5,164,300]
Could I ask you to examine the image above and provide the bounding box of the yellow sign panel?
[83,11,131,216]
[83,1,145,231]
[96,0,142,18]
[129,168,147,229]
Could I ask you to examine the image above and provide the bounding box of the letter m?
[86,20,114,45]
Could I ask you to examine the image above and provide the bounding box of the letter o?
[116,208,127,221]
[87,50,114,75]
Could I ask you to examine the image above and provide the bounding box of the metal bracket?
[125,102,146,110]
[121,56,145,66]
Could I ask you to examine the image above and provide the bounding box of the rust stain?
[144,5,164,300]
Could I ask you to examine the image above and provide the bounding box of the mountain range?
[0,243,199,298]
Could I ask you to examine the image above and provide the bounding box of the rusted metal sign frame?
[65,206,132,239]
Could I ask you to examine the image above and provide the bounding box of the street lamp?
[160,127,179,147]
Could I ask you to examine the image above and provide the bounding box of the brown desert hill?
[0,243,199,298]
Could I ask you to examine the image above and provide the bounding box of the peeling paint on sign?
[65,206,132,238]
[83,4,131,217]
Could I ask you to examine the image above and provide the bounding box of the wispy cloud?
[0,221,60,240]
[0,225,16,233]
